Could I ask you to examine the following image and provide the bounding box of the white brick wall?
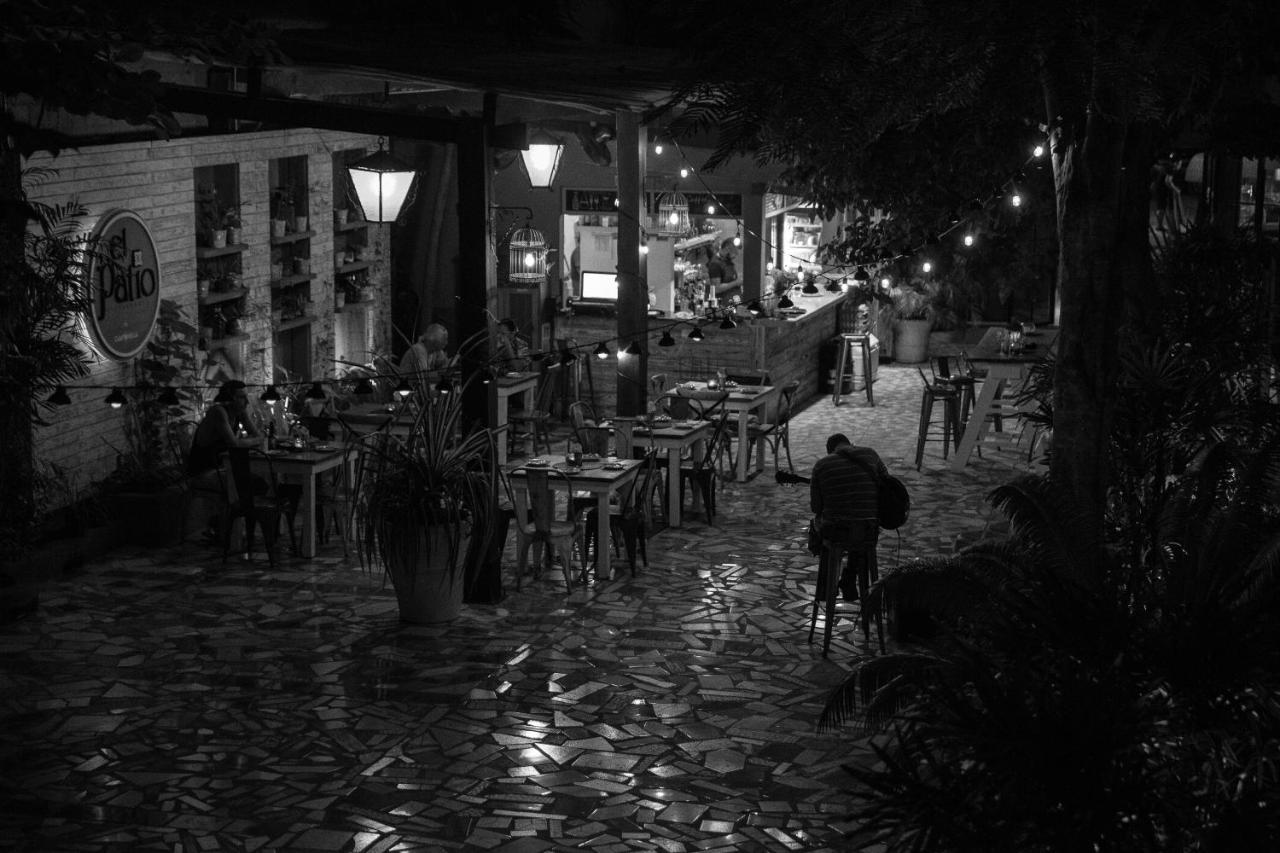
[26,129,392,492]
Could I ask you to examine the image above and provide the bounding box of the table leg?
[300,473,317,558]
[950,375,1006,471]
[496,393,510,467]
[595,491,612,581]
[666,447,683,528]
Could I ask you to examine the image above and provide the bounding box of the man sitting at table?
[810,432,887,601]
[186,380,268,541]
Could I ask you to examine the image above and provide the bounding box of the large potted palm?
[354,373,499,624]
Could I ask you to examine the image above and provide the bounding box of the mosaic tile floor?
[0,365,1043,852]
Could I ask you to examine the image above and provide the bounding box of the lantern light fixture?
[518,129,565,189]
[348,137,417,223]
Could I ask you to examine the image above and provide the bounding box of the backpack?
[848,454,911,530]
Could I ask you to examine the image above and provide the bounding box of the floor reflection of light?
[494,680,511,694]
[513,746,544,764]
[526,718,550,727]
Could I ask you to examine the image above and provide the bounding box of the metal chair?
[220,448,298,567]
[914,367,962,470]
[678,410,731,524]
[586,449,659,575]
[508,360,557,458]
[809,523,884,657]
[515,467,588,592]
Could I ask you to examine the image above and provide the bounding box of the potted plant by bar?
[354,368,499,623]
[888,278,938,363]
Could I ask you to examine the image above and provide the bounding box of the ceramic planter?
[226,226,242,244]
[271,219,286,238]
[209,229,227,249]
[388,528,467,624]
[294,216,309,233]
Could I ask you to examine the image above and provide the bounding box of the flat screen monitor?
[580,271,618,302]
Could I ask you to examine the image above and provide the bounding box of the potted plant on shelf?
[224,205,242,245]
[196,183,227,248]
[271,186,293,237]
[354,369,500,623]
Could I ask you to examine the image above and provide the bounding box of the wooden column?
[455,115,494,430]
[615,110,647,417]
[742,182,767,304]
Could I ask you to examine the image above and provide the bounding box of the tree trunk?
[1049,114,1130,553]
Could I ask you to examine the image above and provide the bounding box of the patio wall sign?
[85,208,162,360]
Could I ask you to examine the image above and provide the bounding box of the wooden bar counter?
[557,291,846,415]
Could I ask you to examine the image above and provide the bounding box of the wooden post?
[742,182,767,304]
[455,113,494,431]
[616,109,647,417]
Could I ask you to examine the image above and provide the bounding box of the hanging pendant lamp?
[348,137,417,223]
[519,129,565,189]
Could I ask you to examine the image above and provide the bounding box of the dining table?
[616,416,711,528]
[949,326,1059,471]
[505,456,641,581]
[664,381,781,482]
[251,444,351,558]
[492,370,540,466]
[340,401,416,437]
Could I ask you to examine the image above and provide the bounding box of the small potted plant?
[271,187,293,237]
[889,278,938,363]
[224,205,242,245]
[196,183,227,248]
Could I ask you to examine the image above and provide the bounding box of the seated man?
[186,380,266,540]
[399,322,455,396]
[810,432,888,600]
[492,317,532,375]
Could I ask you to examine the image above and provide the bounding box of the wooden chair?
[515,467,588,592]
[742,380,799,473]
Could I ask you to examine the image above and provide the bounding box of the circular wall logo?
[85,209,162,360]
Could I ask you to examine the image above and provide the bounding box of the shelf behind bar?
[269,230,316,246]
[196,242,249,259]
[198,286,249,306]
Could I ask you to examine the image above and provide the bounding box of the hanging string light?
[47,386,71,406]
[559,349,578,366]
[354,377,375,395]
[719,315,737,329]
[394,378,412,399]
[658,329,676,347]
[157,387,181,407]
[260,385,280,405]
[305,382,326,400]
[105,388,126,408]
[623,340,642,356]
[687,326,704,342]
[594,341,611,359]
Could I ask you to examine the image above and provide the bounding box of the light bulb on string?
[921,260,933,274]
[623,340,642,356]
[394,378,412,399]
[705,203,716,214]
[640,244,649,255]
[1010,190,1023,208]
[880,276,892,290]
[1033,143,1046,158]
[747,301,763,317]
[354,377,375,395]
[47,386,71,406]
[305,382,326,400]
[594,341,610,359]
[260,385,280,405]
[106,388,126,408]
[679,167,691,179]
[559,349,578,366]
[687,326,704,342]
[658,329,676,347]
[719,315,736,330]
[963,232,976,247]
[435,377,452,395]
[654,141,664,155]
[777,293,794,309]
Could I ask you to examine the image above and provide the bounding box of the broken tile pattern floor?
[0,365,1040,851]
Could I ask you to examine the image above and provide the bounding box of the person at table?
[810,432,887,601]
[187,380,264,478]
[492,317,532,374]
[399,322,454,394]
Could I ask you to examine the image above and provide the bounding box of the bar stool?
[914,368,962,470]
[934,356,976,430]
[832,333,874,406]
[808,526,884,657]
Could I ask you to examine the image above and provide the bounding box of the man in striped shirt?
[811,432,888,599]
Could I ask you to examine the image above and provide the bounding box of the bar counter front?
[556,291,848,415]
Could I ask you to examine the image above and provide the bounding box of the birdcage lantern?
[507,225,548,283]
[655,190,691,236]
